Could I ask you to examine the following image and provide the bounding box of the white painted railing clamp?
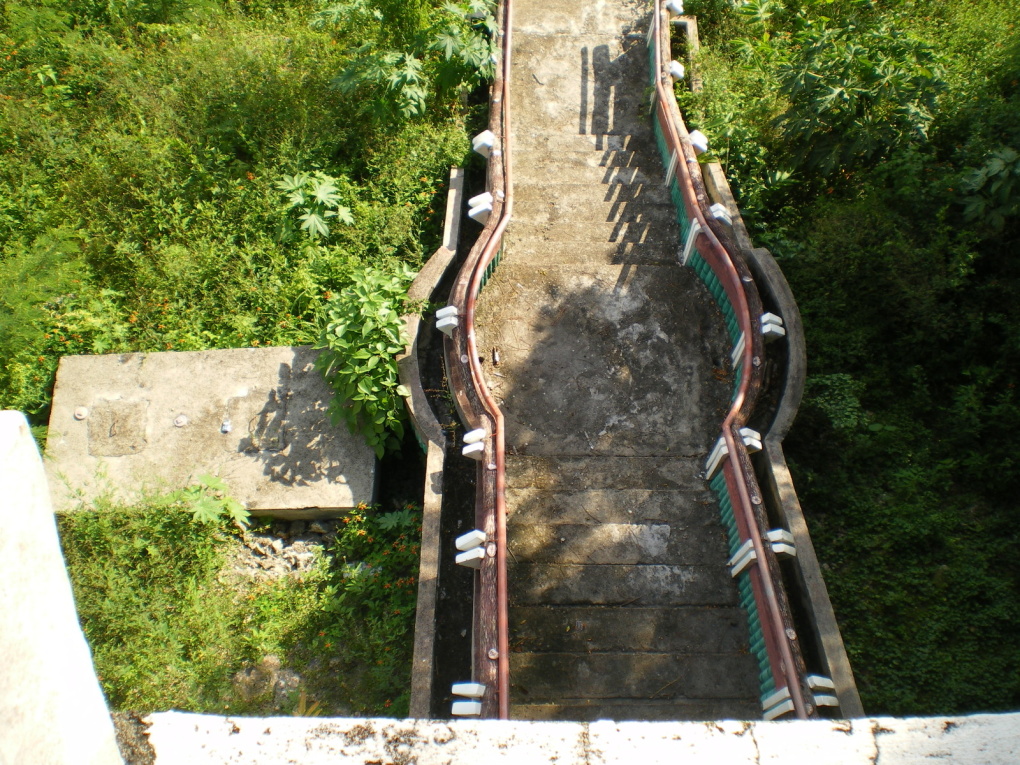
[463,428,487,445]
[664,149,679,186]
[472,130,496,158]
[455,546,486,569]
[767,528,796,558]
[739,427,762,452]
[455,529,487,551]
[807,675,839,709]
[705,435,728,478]
[467,191,494,225]
[710,202,732,226]
[451,682,486,698]
[761,312,786,341]
[436,305,459,338]
[762,687,795,721]
[668,60,686,82]
[680,218,702,265]
[455,529,487,569]
[462,441,485,460]
[728,538,757,577]
[451,699,482,716]
[730,331,746,367]
[689,130,709,155]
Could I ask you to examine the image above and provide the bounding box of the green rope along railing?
[479,246,504,291]
[710,470,776,704]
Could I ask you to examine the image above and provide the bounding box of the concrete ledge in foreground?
[145,711,1020,764]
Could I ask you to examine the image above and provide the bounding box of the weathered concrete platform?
[46,347,375,518]
[472,0,757,720]
[143,711,1020,764]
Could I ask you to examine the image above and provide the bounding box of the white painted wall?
[0,411,122,765]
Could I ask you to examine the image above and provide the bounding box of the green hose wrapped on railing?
[710,470,776,705]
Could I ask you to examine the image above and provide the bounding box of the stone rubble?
[227,519,341,581]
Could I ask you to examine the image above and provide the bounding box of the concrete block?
[666,0,684,15]
[0,411,122,765]
[45,347,375,518]
[669,61,686,82]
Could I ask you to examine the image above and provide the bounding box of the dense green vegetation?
[0,0,490,428]
[685,0,1019,714]
[1,0,493,715]
[60,489,423,715]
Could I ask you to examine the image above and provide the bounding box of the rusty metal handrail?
[443,0,514,720]
[650,2,812,719]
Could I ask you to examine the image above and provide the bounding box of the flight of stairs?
[473,0,760,721]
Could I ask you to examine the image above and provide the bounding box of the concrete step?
[511,698,761,722]
[513,0,647,38]
[511,34,652,139]
[509,563,737,606]
[514,155,666,187]
[506,487,716,525]
[508,522,729,565]
[511,606,752,654]
[514,182,672,213]
[509,652,761,700]
[502,239,676,266]
[513,133,649,154]
[506,456,707,491]
[504,216,677,245]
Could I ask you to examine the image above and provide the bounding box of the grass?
[59,488,423,716]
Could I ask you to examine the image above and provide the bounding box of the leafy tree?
[318,0,497,122]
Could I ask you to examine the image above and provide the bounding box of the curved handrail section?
[649,2,815,720]
[442,0,514,720]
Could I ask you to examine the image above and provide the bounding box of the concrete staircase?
[474,0,759,720]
